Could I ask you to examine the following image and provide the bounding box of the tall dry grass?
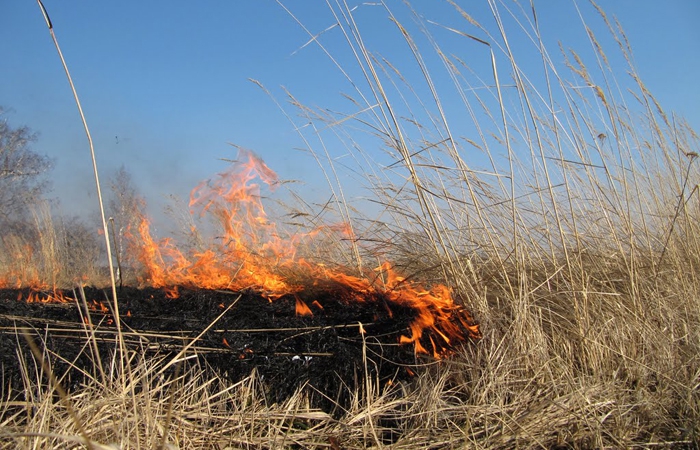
[2,0,699,448]
[264,0,700,446]
[0,202,104,289]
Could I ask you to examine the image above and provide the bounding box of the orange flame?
[0,244,48,290]
[295,298,313,316]
[321,262,481,357]
[128,149,299,299]
[127,149,480,357]
[22,289,72,304]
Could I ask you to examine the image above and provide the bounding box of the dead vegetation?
[1,0,699,448]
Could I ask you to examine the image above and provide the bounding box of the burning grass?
[2,0,700,448]
[124,148,480,359]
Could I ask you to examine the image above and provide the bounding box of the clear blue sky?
[1,1,698,227]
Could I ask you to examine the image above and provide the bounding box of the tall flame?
[128,149,480,357]
[130,149,299,299]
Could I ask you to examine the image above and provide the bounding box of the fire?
[21,289,71,304]
[320,263,481,357]
[126,149,480,357]
[13,288,111,315]
[295,297,313,316]
[129,149,300,299]
[0,244,47,290]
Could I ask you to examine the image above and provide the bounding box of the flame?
[311,300,323,310]
[320,262,481,357]
[0,148,480,357]
[0,244,48,290]
[21,289,72,304]
[128,149,300,299]
[13,289,115,316]
[122,148,481,357]
[295,298,313,316]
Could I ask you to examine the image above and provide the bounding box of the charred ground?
[0,285,474,413]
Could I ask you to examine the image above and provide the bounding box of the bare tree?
[0,107,53,223]
[108,165,146,285]
[109,165,145,231]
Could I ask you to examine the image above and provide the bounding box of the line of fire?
[0,149,481,408]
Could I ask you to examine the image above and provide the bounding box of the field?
[1,1,699,448]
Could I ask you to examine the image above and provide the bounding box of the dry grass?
[2,0,700,448]
[0,202,105,289]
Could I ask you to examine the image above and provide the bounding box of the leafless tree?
[108,165,146,285]
[0,107,53,223]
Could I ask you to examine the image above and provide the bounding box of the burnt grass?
[0,285,468,413]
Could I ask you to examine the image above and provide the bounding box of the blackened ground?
[0,285,458,413]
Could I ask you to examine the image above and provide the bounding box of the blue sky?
[1,1,698,228]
